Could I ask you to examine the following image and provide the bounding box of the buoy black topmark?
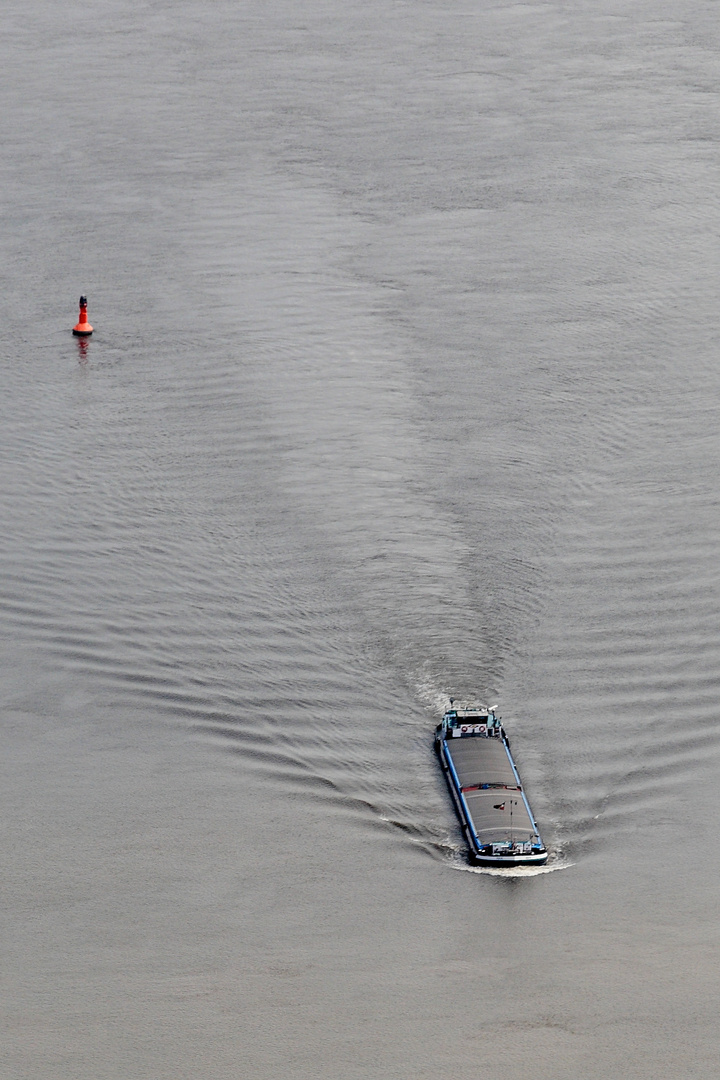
[72,296,93,336]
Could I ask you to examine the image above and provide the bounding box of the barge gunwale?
[435,703,548,868]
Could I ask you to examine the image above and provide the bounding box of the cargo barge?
[435,701,547,866]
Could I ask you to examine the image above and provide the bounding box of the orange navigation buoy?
[72,296,93,336]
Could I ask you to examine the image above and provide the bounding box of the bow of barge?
[435,701,547,867]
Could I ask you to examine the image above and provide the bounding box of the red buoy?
[72,296,93,336]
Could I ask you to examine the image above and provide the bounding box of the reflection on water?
[75,336,89,364]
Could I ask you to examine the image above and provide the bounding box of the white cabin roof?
[446,702,493,715]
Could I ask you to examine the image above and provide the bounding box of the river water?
[2,1,720,1076]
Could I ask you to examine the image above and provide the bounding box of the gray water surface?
[2,1,720,1077]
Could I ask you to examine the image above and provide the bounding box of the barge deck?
[436,701,547,867]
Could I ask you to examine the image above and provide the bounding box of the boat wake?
[453,856,574,878]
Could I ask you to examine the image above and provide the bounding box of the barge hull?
[436,705,547,866]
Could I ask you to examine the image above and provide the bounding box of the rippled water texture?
[2,1,720,1077]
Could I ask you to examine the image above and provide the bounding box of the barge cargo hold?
[435,701,547,867]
